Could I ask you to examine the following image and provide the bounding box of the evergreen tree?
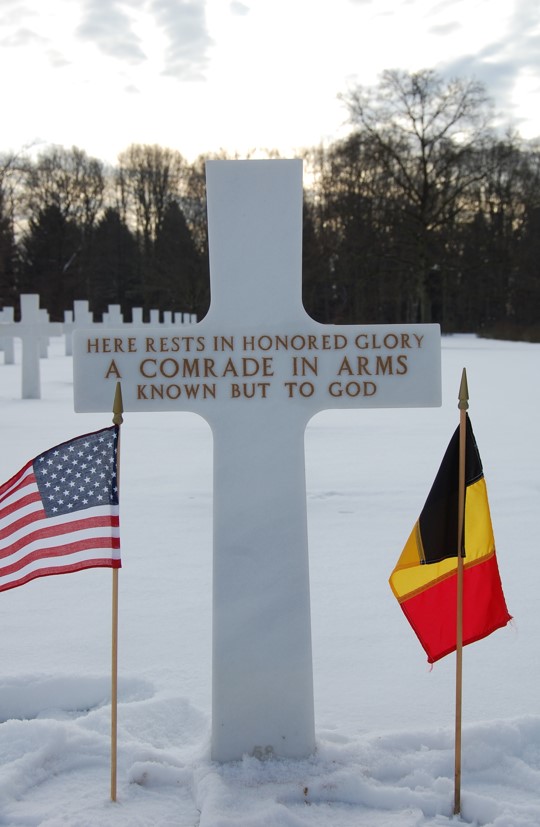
[87,207,140,316]
[19,205,82,319]
[0,191,18,308]
[154,201,207,315]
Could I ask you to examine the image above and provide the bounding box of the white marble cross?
[39,309,52,357]
[130,308,142,325]
[74,300,93,327]
[103,305,124,327]
[61,301,94,357]
[0,307,15,364]
[73,160,441,762]
[2,294,62,398]
[63,310,74,356]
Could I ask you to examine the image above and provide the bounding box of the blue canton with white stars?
[33,427,119,517]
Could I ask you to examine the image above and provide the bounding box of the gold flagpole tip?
[458,368,469,411]
[112,381,124,425]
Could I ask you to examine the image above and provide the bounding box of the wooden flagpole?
[111,381,123,803]
[454,368,469,816]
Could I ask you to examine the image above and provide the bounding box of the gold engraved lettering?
[231,382,270,399]
[328,381,377,397]
[292,356,318,377]
[105,359,122,379]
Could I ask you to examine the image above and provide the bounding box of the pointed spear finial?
[112,381,124,425]
[458,368,469,411]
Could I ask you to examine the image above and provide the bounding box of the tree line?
[1,69,539,339]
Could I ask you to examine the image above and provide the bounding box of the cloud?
[0,0,31,26]
[427,0,462,15]
[5,0,213,82]
[440,0,540,126]
[0,26,47,48]
[443,54,515,94]
[0,7,74,70]
[76,0,147,63]
[428,21,461,35]
[230,1,250,15]
[151,0,213,81]
[47,48,71,68]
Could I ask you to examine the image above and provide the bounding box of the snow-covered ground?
[0,334,538,826]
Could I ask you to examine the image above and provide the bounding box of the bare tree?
[23,146,105,229]
[340,69,494,321]
[115,144,186,241]
[0,152,21,307]
[115,144,189,308]
[18,147,105,310]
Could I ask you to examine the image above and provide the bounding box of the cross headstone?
[3,295,62,399]
[63,300,95,355]
[73,160,441,761]
[74,300,93,328]
[103,305,123,327]
[0,307,15,364]
[39,309,54,357]
[173,312,192,325]
[63,310,74,356]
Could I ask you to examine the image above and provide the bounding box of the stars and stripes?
[0,426,120,592]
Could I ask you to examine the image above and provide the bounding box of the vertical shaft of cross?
[21,294,44,399]
[206,160,316,760]
[211,407,315,760]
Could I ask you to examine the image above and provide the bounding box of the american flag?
[0,426,120,592]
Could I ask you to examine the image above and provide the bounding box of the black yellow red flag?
[389,417,511,663]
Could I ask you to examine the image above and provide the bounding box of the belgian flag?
[389,416,511,663]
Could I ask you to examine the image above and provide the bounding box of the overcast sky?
[1,0,539,165]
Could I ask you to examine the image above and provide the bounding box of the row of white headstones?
[0,294,197,399]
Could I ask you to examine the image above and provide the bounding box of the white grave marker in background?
[63,310,74,356]
[61,300,94,357]
[39,309,52,357]
[0,307,15,364]
[74,300,93,328]
[3,294,62,398]
[102,305,123,327]
[73,160,441,761]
